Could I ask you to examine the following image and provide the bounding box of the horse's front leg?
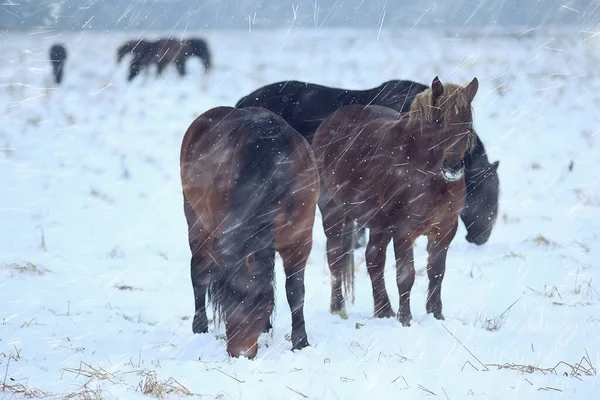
[365,227,394,318]
[393,234,415,326]
[425,219,458,320]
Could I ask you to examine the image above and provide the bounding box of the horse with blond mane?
[312,77,478,325]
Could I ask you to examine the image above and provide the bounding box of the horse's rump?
[180,106,318,358]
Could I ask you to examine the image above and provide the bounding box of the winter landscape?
[1,24,599,399]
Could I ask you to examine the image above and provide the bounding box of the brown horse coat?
[181,106,319,358]
[313,77,478,326]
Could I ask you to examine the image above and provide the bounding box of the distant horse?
[154,37,212,77]
[180,106,319,358]
[312,77,479,325]
[49,44,67,84]
[236,79,500,247]
[116,39,155,81]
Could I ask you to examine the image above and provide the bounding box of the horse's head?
[462,160,500,245]
[412,76,479,182]
[215,240,275,359]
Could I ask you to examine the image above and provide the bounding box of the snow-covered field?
[1,27,599,399]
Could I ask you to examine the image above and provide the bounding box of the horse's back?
[235,80,426,142]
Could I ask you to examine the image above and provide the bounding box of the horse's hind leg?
[276,189,317,350]
[184,200,211,334]
[425,221,458,321]
[393,233,415,326]
[278,243,311,350]
[366,227,394,318]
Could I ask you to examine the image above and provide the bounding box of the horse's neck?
[393,122,444,172]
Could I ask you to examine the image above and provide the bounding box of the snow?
[1,27,599,399]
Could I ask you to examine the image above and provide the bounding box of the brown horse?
[312,77,478,326]
[180,106,319,358]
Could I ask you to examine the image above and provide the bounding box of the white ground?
[1,28,599,399]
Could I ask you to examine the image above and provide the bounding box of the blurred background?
[1,0,598,31]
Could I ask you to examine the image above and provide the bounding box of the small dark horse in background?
[180,106,319,358]
[312,77,479,325]
[236,79,500,247]
[49,44,67,84]
[117,37,212,81]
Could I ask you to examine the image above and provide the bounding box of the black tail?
[208,116,294,322]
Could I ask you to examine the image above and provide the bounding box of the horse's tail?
[208,115,294,323]
[341,217,356,305]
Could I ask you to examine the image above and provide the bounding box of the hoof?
[331,308,348,320]
[398,313,412,327]
[292,338,310,351]
[192,316,208,334]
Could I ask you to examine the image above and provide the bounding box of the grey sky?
[1,0,598,31]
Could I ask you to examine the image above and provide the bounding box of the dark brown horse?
[49,44,67,84]
[154,38,212,77]
[181,106,319,358]
[312,77,478,326]
[236,80,499,247]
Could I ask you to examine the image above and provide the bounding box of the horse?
[116,39,155,81]
[312,77,479,326]
[49,44,67,84]
[180,106,319,358]
[235,79,499,248]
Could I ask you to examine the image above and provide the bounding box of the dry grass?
[1,381,49,398]
[2,357,49,398]
[3,262,51,276]
[60,362,197,399]
[532,234,557,247]
[135,370,193,399]
[487,350,597,379]
[114,284,141,291]
[90,189,114,204]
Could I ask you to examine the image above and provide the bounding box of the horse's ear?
[431,76,444,104]
[490,160,499,172]
[464,77,479,102]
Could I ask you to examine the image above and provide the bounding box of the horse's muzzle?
[442,167,464,182]
[442,158,465,182]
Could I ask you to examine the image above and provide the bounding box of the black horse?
[236,80,500,246]
[49,44,67,84]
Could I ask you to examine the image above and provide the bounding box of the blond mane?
[408,82,471,125]
[407,81,476,151]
